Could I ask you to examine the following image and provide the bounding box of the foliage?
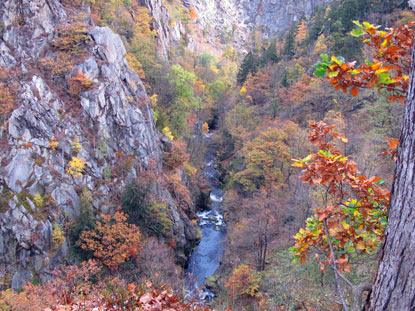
[161,64,199,136]
[66,156,86,177]
[164,170,192,212]
[67,70,94,96]
[237,51,258,85]
[54,22,90,54]
[51,223,65,250]
[162,126,175,141]
[224,100,259,149]
[243,70,272,105]
[69,190,96,258]
[233,122,294,191]
[122,180,172,237]
[80,210,141,269]
[225,264,262,298]
[282,23,297,57]
[0,259,211,310]
[32,193,44,208]
[168,64,197,106]
[48,139,58,150]
[202,122,209,134]
[290,122,389,272]
[163,139,190,169]
[313,21,414,103]
[0,260,101,311]
[70,136,82,153]
[227,189,279,271]
[0,82,15,122]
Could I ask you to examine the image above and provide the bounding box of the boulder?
[11,269,32,289]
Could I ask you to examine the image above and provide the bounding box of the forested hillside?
[0,0,414,310]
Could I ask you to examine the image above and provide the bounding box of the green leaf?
[350,28,365,37]
[378,73,396,85]
[363,21,372,29]
[314,67,327,78]
[292,255,299,264]
[328,71,339,78]
[374,179,384,185]
[320,54,329,62]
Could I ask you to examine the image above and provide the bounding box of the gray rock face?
[4,149,34,193]
[191,0,329,53]
[144,0,329,56]
[11,269,32,290]
[0,0,198,288]
[139,0,185,59]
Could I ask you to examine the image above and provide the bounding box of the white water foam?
[197,210,226,227]
[210,192,223,202]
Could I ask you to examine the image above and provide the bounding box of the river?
[186,132,226,301]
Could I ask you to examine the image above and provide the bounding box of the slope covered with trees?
[1,0,414,310]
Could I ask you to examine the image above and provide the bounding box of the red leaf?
[351,86,359,96]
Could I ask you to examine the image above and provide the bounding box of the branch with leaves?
[314,20,415,103]
[290,121,389,311]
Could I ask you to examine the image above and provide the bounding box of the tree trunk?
[369,41,415,311]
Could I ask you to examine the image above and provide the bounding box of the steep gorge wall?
[145,0,330,57]
[0,0,198,289]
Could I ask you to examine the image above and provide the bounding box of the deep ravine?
[186,131,226,300]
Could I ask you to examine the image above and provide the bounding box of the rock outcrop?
[139,0,186,59]
[0,0,198,288]
[144,0,329,57]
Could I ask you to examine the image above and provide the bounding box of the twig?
[323,218,350,311]
[322,186,349,311]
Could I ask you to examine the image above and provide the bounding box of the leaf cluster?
[290,122,389,271]
[314,20,415,103]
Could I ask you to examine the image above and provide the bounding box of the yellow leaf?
[356,242,365,250]
[342,222,350,230]
[240,86,247,95]
[292,162,303,168]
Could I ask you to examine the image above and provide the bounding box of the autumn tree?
[68,70,94,96]
[0,260,102,311]
[311,17,415,309]
[225,264,262,299]
[291,122,389,311]
[233,121,294,191]
[80,210,141,270]
[227,189,280,271]
[243,69,272,105]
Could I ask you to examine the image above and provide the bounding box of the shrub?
[69,192,96,259]
[80,210,141,270]
[163,139,190,170]
[52,223,65,250]
[122,181,172,237]
[67,70,94,96]
[53,22,90,54]
[66,156,85,177]
[225,264,262,298]
[33,194,44,208]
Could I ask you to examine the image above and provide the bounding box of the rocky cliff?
[144,0,330,57]
[0,0,198,289]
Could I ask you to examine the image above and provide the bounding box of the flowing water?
[186,132,226,301]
